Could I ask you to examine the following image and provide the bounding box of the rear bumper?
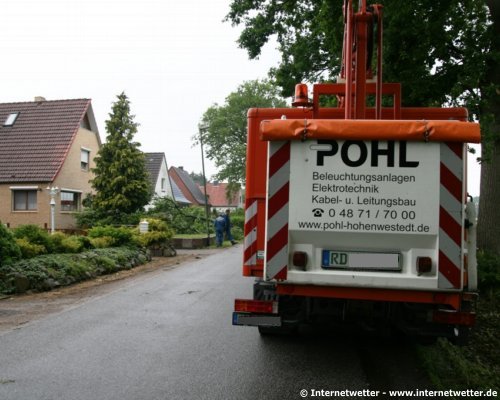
[232,312,281,327]
[276,283,471,310]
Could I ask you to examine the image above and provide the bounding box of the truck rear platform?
[232,0,480,343]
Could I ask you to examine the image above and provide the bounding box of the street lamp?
[46,186,59,234]
[198,123,211,246]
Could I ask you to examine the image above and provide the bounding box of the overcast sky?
[0,0,481,196]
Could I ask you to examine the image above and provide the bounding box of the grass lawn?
[173,234,211,239]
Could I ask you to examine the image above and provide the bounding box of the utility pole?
[198,123,211,246]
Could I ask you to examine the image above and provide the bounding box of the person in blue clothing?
[214,212,226,247]
[223,209,237,245]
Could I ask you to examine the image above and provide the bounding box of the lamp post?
[46,186,59,234]
[198,123,211,246]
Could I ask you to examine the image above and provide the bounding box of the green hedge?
[0,223,21,267]
[13,224,54,255]
[87,226,135,247]
[229,209,244,240]
[478,251,500,296]
[0,247,151,294]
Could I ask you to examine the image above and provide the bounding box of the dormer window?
[3,112,19,127]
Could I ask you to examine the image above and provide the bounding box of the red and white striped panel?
[243,198,258,268]
[439,142,464,289]
[265,141,291,281]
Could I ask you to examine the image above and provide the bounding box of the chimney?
[178,166,184,170]
[34,96,46,102]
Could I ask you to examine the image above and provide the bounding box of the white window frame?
[3,112,19,127]
[81,148,91,171]
[60,189,82,212]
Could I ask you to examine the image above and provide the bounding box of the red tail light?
[293,251,308,269]
[234,299,278,314]
[417,256,432,275]
[432,310,476,326]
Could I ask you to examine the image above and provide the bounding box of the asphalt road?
[0,245,431,400]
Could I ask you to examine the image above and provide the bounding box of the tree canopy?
[227,0,500,255]
[189,171,206,186]
[91,92,152,218]
[227,1,491,108]
[198,79,286,188]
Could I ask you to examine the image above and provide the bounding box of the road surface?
[0,245,431,400]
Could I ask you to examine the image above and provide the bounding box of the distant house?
[201,182,243,212]
[144,152,174,209]
[170,179,191,206]
[168,166,210,207]
[0,97,101,230]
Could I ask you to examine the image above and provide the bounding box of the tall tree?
[189,171,206,186]
[227,0,500,254]
[91,92,152,217]
[477,2,500,255]
[197,80,286,190]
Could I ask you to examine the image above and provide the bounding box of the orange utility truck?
[232,0,480,342]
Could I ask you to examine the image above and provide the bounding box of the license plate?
[232,313,281,327]
[322,250,401,271]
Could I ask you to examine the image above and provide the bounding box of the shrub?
[133,219,175,256]
[0,223,21,266]
[13,224,54,253]
[89,236,115,249]
[88,226,135,247]
[60,236,84,253]
[15,238,47,258]
[75,209,101,229]
[231,226,243,241]
[144,218,173,235]
[77,235,94,250]
[16,229,84,256]
[478,251,500,296]
[0,247,151,294]
[148,198,212,235]
[230,209,245,231]
[93,255,118,273]
[168,206,211,234]
[135,231,170,248]
[49,232,69,253]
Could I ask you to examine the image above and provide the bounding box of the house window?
[81,149,90,171]
[161,178,166,191]
[13,190,37,211]
[3,112,19,127]
[60,191,80,212]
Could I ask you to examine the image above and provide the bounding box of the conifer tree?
[91,92,152,217]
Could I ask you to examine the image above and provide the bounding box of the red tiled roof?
[0,99,91,183]
[202,182,240,207]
